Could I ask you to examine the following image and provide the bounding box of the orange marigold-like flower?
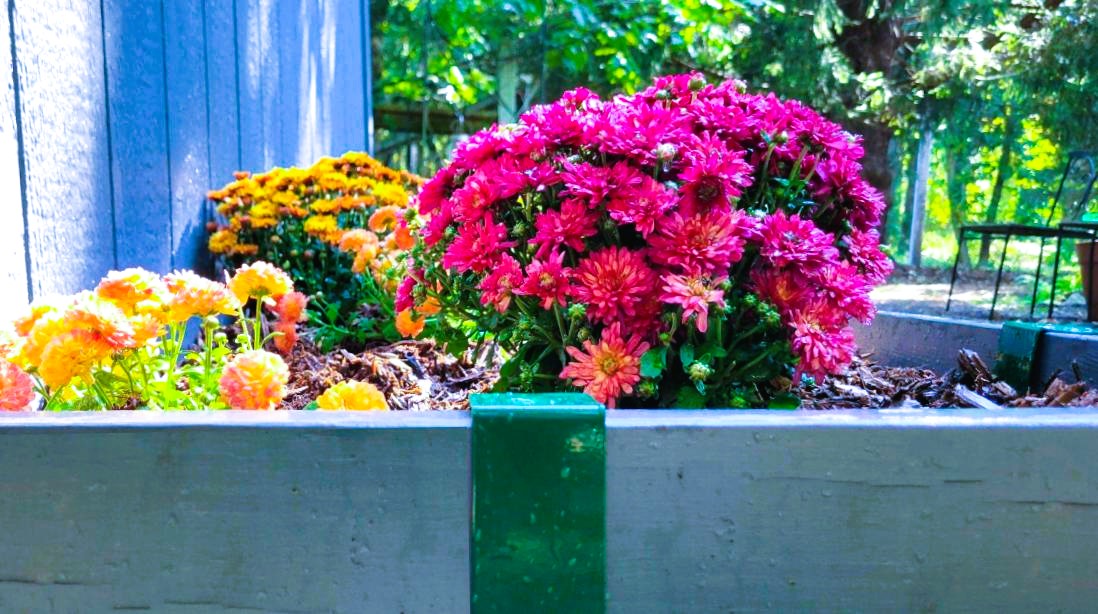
[270,291,308,323]
[218,349,290,410]
[368,206,401,233]
[164,270,241,322]
[64,295,139,353]
[271,320,299,355]
[0,360,34,410]
[96,267,167,314]
[227,261,294,302]
[303,214,342,243]
[559,323,650,408]
[338,229,380,254]
[315,380,389,411]
[395,308,426,338]
[393,223,416,250]
[38,329,103,390]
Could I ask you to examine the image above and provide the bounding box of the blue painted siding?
[0,1,29,322]
[2,0,373,305]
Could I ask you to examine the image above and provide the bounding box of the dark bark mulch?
[799,349,1097,409]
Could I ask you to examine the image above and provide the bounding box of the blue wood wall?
[1,0,373,319]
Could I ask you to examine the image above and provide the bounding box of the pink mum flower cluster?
[405,74,892,408]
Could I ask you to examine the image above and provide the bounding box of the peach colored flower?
[164,270,241,322]
[218,349,290,410]
[227,261,293,303]
[0,360,34,410]
[368,206,401,233]
[96,267,167,314]
[395,308,426,338]
[315,380,389,411]
[338,229,380,254]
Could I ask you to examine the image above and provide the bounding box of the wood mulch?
[281,339,500,411]
[280,337,1095,411]
[799,349,1097,409]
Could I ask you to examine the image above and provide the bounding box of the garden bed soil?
[280,338,1094,411]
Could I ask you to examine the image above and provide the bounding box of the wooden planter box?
[2,409,1097,612]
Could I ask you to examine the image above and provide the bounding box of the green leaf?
[639,348,665,378]
[675,387,706,409]
[767,392,801,410]
[679,344,695,368]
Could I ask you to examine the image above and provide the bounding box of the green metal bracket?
[470,393,606,613]
[995,321,1044,392]
[996,321,1098,392]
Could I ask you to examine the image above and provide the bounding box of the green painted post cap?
[470,392,607,613]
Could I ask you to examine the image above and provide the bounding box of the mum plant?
[207,152,422,349]
[0,263,308,411]
[401,73,893,408]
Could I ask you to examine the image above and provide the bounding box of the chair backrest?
[1046,151,1098,225]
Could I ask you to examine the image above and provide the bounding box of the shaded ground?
[874,264,1090,322]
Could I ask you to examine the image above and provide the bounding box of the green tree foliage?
[373,0,1097,266]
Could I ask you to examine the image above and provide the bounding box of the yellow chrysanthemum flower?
[37,329,103,390]
[303,214,341,243]
[372,183,409,207]
[96,267,168,315]
[208,229,240,254]
[227,261,294,302]
[315,380,389,411]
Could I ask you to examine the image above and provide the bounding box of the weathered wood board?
[1,410,1097,612]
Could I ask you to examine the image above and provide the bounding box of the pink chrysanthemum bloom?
[516,251,572,310]
[415,167,456,215]
[394,273,419,313]
[660,274,727,334]
[218,349,290,410]
[533,199,601,258]
[755,210,839,268]
[842,228,893,284]
[0,360,34,411]
[560,161,615,207]
[649,209,752,276]
[573,247,659,327]
[605,162,675,237]
[450,171,500,222]
[442,213,516,273]
[749,268,809,314]
[479,254,524,313]
[677,134,752,216]
[812,262,875,324]
[788,303,856,382]
[560,323,650,408]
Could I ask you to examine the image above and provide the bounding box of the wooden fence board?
[102,0,172,272]
[12,0,115,296]
[164,0,211,271]
[0,1,29,317]
[204,0,241,186]
[332,0,367,156]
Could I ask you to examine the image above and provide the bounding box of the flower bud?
[688,74,706,91]
[658,332,672,345]
[512,222,529,236]
[203,315,221,329]
[688,361,713,382]
[775,131,790,145]
[656,143,677,162]
[234,334,250,348]
[269,235,281,244]
[637,380,658,398]
[567,303,586,321]
[213,331,229,345]
[303,249,315,260]
[576,327,591,342]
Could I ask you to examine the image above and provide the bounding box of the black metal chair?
[946,151,1098,320]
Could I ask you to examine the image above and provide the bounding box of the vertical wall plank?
[332,0,366,155]
[277,0,305,165]
[102,0,172,272]
[12,0,115,296]
[362,0,373,155]
[235,0,264,172]
[164,0,211,272]
[204,0,241,188]
[0,1,29,318]
[257,0,279,168]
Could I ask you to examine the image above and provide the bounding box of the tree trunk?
[978,111,1017,266]
[908,120,934,267]
[898,137,919,258]
[946,147,971,268]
